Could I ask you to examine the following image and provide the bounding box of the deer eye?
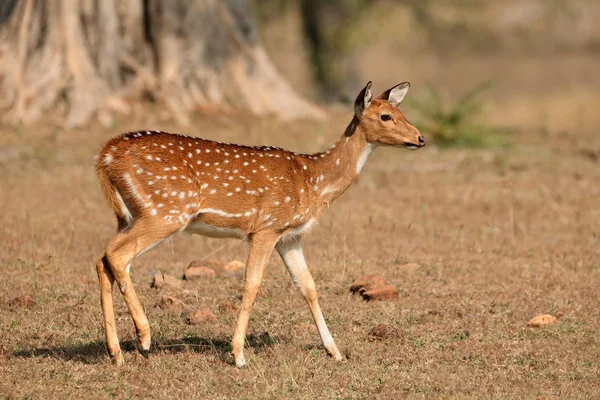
[380,114,392,121]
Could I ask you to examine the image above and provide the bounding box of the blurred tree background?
[1,0,599,141]
[255,0,600,142]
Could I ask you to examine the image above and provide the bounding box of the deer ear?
[377,82,410,107]
[354,81,373,118]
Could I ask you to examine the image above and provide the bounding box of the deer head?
[350,81,425,149]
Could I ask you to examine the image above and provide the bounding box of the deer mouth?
[404,143,423,150]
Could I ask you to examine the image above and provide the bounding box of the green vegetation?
[407,81,510,148]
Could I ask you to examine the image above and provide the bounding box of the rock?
[8,296,36,309]
[369,323,399,339]
[184,307,215,325]
[362,284,399,301]
[184,266,217,280]
[350,275,398,301]
[527,314,558,327]
[218,301,238,314]
[349,275,386,294]
[151,273,182,289]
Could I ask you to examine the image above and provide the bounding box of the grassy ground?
[1,110,599,399]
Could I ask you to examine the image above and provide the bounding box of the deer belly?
[184,211,247,239]
[185,220,246,239]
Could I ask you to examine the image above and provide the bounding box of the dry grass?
[1,110,599,399]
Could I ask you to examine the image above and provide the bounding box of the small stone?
[151,273,182,289]
[184,307,215,325]
[527,314,558,327]
[369,323,399,340]
[361,284,398,301]
[8,296,36,309]
[184,266,217,280]
[349,275,386,294]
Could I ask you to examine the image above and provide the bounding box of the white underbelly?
[184,220,246,239]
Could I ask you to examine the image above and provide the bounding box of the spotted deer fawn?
[94,81,425,367]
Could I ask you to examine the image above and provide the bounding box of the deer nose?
[418,135,426,146]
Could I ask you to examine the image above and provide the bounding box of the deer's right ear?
[354,81,373,118]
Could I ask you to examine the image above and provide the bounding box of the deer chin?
[403,143,422,150]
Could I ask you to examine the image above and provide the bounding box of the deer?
[94,81,425,367]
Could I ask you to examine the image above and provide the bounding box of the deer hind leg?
[232,231,279,368]
[100,219,176,364]
[96,256,124,366]
[276,238,343,361]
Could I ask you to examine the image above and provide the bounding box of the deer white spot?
[201,183,208,189]
[235,187,241,192]
[188,152,192,158]
[285,196,291,203]
[303,165,307,170]
[274,201,280,206]
[158,203,164,208]
[243,162,249,166]
[205,149,211,153]
[227,192,233,196]
[103,154,113,165]
[150,209,157,215]
[223,183,229,187]
[300,188,305,193]
[209,189,217,194]
[235,155,240,158]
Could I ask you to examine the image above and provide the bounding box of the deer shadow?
[12,332,282,365]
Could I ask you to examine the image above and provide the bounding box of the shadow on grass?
[12,332,281,365]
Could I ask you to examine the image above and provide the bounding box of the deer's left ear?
[377,82,410,107]
[354,81,373,118]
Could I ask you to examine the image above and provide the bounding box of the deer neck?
[307,123,376,206]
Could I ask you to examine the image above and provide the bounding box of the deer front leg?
[232,232,279,368]
[276,238,343,361]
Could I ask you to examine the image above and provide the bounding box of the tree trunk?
[0,0,324,128]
